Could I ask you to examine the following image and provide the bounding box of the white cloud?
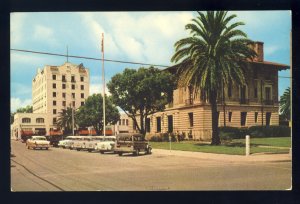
[89,83,110,96]
[10,13,27,46]
[33,25,58,46]
[11,98,32,112]
[78,12,194,65]
[11,82,32,96]
[264,45,280,56]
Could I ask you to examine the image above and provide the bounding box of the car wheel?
[135,149,139,156]
[100,151,104,154]
[118,152,122,156]
[27,145,30,149]
[46,147,48,150]
[77,148,80,151]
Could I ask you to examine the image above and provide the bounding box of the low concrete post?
[245,135,250,156]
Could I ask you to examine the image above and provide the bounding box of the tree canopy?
[76,94,120,134]
[57,107,76,134]
[171,11,256,145]
[279,87,291,121]
[107,66,175,135]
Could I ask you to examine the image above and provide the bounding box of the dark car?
[114,133,152,156]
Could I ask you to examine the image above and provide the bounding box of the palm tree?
[56,107,76,135]
[279,87,291,122]
[171,11,256,145]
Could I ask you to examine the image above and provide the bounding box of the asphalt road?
[11,140,291,191]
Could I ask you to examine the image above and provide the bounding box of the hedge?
[219,125,291,140]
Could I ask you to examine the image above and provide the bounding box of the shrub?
[219,126,247,140]
[149,135,162,142]
[248,125,291,138]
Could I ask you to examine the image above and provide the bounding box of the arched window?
[36,118,44,123]
[22,118,31,123]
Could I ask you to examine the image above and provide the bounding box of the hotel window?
[36,118,44,123]
[62,92,66,98]
[62,84,66,89]
[71,75,75,82]
[81,76,84,82]
[228,112,232,122]
[22,118,31,123]
[156,117,161,132]
[81,85,84,90]
[53,83,56,89]
[81,102,85,106]
[72,84,75,90]
[188,112,193,127]
[52,75,56,80]
[72,93,75,99]
[255,112,258,123]
[53,118,57,124]
[241,112,247,126]
[81,93,84,98]
[63,101,66,106]
[53,92,56,97]
[126,119,129,126]
[62,75,66,82]
[53,109,57,114]
[53,100,56,106]
[72,101,75,107]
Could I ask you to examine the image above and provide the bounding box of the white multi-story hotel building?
[11,62,90,139]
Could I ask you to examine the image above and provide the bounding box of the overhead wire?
[11,48,291,78]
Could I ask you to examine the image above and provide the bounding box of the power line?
[11,48,169,68]
[10,48,292,78]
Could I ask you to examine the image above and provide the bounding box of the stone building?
[11,62,90,139]
[131,42,289,140]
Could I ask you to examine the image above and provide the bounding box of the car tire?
[100,151,104,154]
[46,147,48,150]
[77,148,80,151]
[118,152,122,156]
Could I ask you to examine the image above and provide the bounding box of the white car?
[26,136,50,150]
[85,136,105,152]
[95,136,116,154]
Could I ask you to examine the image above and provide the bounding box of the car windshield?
[35,137,46,140]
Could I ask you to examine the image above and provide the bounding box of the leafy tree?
[11,105,33,124]
[57,107,76,134]
[16,105,33,113]
[107,66,175,135]
[279,87,291,121]
[76,94,120,134]
[171,11,256,145]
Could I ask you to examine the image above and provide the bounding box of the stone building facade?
[130,42,289,140]
[11,62,90,139]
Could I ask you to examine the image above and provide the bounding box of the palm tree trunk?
[210,91,221,145]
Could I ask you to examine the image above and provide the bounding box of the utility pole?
[70,103,74,135]
[101,33,106,138]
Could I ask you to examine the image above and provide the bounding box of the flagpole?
[101,33,106,138]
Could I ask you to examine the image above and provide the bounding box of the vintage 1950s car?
[94,136,116,154]
[26,136,50,150]
[114,133,152,156]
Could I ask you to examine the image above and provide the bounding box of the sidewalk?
[153,148,291,162]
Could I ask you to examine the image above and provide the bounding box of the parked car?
[45,135,64,147]
[26,136,50,150]
[114,133,152,156]
[64,136,81,149]
[58,136,75,148]
[72,136,92,151]
[85,136,106,152]
[95,136,116,154]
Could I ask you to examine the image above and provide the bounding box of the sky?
[10,11,291,112]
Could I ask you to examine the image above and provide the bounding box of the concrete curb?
[152,149,291,163]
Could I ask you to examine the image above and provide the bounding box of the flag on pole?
[101,33,104,53]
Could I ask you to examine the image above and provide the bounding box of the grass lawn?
[150,137,291,155]
[232,137,291,148]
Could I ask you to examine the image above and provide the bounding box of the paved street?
[11,140,291,191]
